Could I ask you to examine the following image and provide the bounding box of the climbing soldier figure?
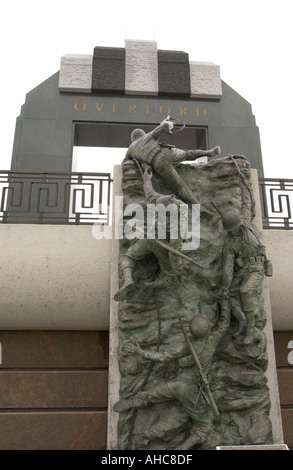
[124,117,221,206]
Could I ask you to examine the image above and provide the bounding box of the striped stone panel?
[158,50,191,96]
[0,331,109,450]
[125,40,158,95]
[190,61,222,99]
[0,330,109,368]
[0,412,107,450]
[274,331,293,448]
[0,371,108,408]
[274,331,293,367]
[277,370,293,405]
[92,46,125,93]
[57,42,222,99]
[281,409,293,449]
[58,54,92,93]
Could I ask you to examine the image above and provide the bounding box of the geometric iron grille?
[258,178,293,229]
[0,171,112,224]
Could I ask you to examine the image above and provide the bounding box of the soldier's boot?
[113,394,148,412]
[114,267,135,301]
[184,146,221,161]
[207,145,221,157]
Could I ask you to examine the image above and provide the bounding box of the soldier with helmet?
[114,166,189,301]
[219,210,272,344]
[125,118,221,206]
[113,298,230,449]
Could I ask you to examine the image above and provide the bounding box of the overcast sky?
[1,0,293,177]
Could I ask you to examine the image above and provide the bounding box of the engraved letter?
[95,102,104,112]
[74,102,86,111]
[129,104,137,114]
[180,106,188,116]
[196,107,207,117]
[160,105,171,116]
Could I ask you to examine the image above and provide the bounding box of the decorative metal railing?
[0,172,292,229]
[258,178,293,229]
[0,171,112,224]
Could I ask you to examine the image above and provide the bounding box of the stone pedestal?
[250,169,284,444]
[107,166,122,450]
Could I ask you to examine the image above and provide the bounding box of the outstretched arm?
[123,341,188,363]
[141,166,161,203]
[150,119,174,139]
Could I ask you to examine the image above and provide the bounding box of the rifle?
[210,200,223,217]
[178,316,220,417]
[155,239,204,269]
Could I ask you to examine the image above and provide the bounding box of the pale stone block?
[263,230,293,330]
[107,165,122,450]
[251,169,284,444]
[190,61,222,99]
[251,169,293,331]
[59,54,93,93]
[125,40,158,95]
[0,225,111,329]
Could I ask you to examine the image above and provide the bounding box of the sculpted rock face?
[113,122,273,450]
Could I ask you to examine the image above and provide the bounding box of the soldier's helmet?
[221,210,243,231]
[189,315,213,339]
[131,129,145,142]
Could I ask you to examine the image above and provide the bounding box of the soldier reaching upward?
[125,118,221,206]
[114,166,190,301]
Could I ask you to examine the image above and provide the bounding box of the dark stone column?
[158,50,191,96]
[92,47,125,93]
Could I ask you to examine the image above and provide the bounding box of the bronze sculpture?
[124,117,221,206]
[219,210,272,344]
[113,121,273,450]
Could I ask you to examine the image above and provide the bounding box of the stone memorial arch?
[11,40,263,178]
[3,40,285,450]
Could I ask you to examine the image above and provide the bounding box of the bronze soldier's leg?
[183,146,221,161]
[142,243,178,289]
[239,270,264,344]
[230,298,246,337]
[152,155,200,205]
[162,167,200,205]
[114,240,154,301]
[113,381,175,412]
[152,154,212,214]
